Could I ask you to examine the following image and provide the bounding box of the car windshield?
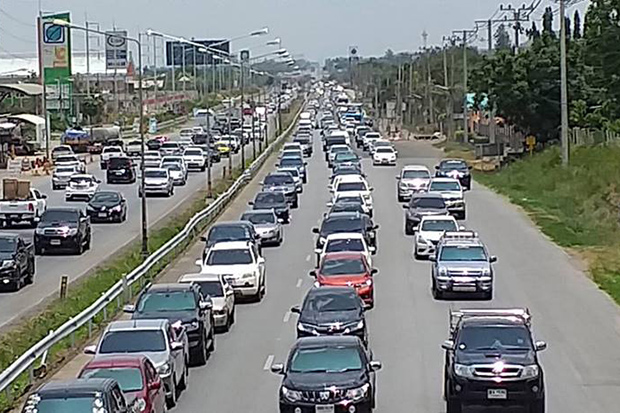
[322,217,363,234]
[305,291,360,312]
[145,170,167,178]
[108,158,131,168]
[99,330,166,353]
[430,181,461,191]
[402,170,430,179]
[264,174,294,185]
[81,367,144,392]
[184,149,202,156]
[337,182,367,192]
[457,326,533,351]
[90,192,120,203]
[56,166,75,173]
[69,176,93,184]
[241,212,276,224]
[331,203,363,214]
[56,156,78,163]
[41,210,78,223]
[279,169,299,178]
[335,153,357,161]
[137,291,197,312]
[440,161,468,172]
[411,197,445,208]
[163,164,182,172]
[31,397,98,412]
[162,143,179,149]
[325,236,364,252]
[194,281,224,297]
[289,347,363,373]
[376,147,393,153]
[320,257,366,275]
[255,192,285,204]
[365,133,380,139]
[207,249,252,265]
[421,220,457,232]
[440,246,487,261]
[0,238,17,253]
[209,226,250,241]
[279,158,302,167]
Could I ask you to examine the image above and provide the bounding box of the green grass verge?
[0,96,304,412]
[474,145,620,305]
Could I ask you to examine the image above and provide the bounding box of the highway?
[0,113,277,329]
[119,130,620,412]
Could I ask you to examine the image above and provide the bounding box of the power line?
[0,8,36,28]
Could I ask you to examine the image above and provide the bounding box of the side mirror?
[148,380,162,391]
[270,363,285,375]
[171,341,184,351]
[42,194,48,199]
[290,305,301,314]
[369,187,374,191]
[468,165,473,170]
[312,227,320,234]
[535,341,547,351]
[369,246,377,255]
[326,202,333,207]
[441,340,455,350]
[200,236,208,242]
[459,225,466,231]
[373,224,380,230]
[309,270,317,277]
[248,201,254,205]
[429,255,437,262]
[199,300,213,311]
[489,256,498,263]
[123,304,136,313]
[84,345,96,355]
[434,165,439,170]
[371,268,378,275]
[369,361,382,371]
[395,176,400,180]
[402,204,409,209]
[277,218,284,223]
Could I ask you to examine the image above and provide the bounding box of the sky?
[0,0,590,70]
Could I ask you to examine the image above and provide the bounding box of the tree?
[494,24,512,50]
[565,16,572,41]
[527,21,541,40]
[542,7,554,37]
[573,10,582,39]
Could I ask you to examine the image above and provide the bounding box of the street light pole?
[240,60,245,170]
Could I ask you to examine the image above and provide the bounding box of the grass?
[474,145,620,305]
[0,96,304,412]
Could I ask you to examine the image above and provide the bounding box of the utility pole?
[559,0,569,165]
[487,19,493,52]
[152,35,157,106]
[453,29,476,140]
[498,2,539,51]
[84,16,91,98]
[422,30,434,126]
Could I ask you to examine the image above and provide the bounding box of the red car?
[311,251,377,307]
[78,356,166,413]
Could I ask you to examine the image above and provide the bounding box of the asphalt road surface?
[50,131,620,412]
[0,114,276,329]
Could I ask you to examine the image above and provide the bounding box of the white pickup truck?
[0,188,47,227]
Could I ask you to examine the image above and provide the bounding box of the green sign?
[39,12,72,111]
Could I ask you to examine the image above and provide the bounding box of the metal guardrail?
[0,96,304,402]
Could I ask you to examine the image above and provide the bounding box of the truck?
[60,126,122,153]
[0,179,47,227]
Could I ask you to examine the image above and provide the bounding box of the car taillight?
[28,203,34,212]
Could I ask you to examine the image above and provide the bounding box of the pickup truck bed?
[0,189,47,227]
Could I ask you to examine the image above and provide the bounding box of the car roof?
[335,175,366,183]
[242,209,276,215]
[211,221,252,228]
[294,335,362,349]
[325,232,365,241]
[325,211,363,220]
[431,177,461,184]
[179,273,223,283]
[402,165,430,172]
[412,192,444,200]
[420,215,457,222]
[210,240,252,250]
[106,319,167,332]
[82,355,147,370]
[461,317,527,328]
[36,378,117,395]
[441,238,485,248]
[70,174,95,179]
[322,251,366,260]
[143,283,195,293]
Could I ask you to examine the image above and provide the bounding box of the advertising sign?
[105,30,128,69]
[165,39,230,66]
[38,12,73,112]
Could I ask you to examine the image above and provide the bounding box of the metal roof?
[0,83,43,96]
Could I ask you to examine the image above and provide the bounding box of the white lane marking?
[283,311,291,323]
[296,278,303,288]
[263,354,274,370]
[305,254,311,262]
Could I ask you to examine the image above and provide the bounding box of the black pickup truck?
[0,234,35,291]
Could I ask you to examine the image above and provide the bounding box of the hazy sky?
[0,0,590,63]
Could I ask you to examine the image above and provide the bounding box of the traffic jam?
[20,83,547,413]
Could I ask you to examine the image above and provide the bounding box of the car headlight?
[346,383,370,401]
[185,321,200,331]
[242,272,255,279]
[297,322,318,335]
[438,266,448,276]
[482,267,491,276]
[454,363,475,378]
[67,228,78,236]
[132,397,147,412]
[521,364,539,379]
[365,278,373,287]
[1,260,15,269]
[111,205,122,212]
[346,320,364,332]
[417,236,429,245]
[157,362,171,375]
[35,227,45,235]
[282,386,303,403]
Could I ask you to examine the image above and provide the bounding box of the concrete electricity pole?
[559,0,569,165]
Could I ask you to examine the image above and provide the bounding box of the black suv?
[0,234,35,291]
[403,193,449,235]
[250,191,290,223]
[442,309,547,413]
[313,212,378,250]
[34,208,91,255]
[23,378,130,413]
[292,286,368,345]
[262,172,299,208]
[107,156,136,184]
[435,159,472,190]
[202,221,261,258]
[271,336,381,413]
[126,283,215,366]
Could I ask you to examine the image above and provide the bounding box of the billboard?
[38,11,72,112]
[165,40,230,66]
[105,30,128,69]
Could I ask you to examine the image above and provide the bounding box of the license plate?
[50,239,61,245]
[98,213,107,218]
[453,285,477,292]
[115,171,124,175]
[487,389,507,400]
[316,405,334,413]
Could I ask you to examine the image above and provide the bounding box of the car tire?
[482,289,493,301]
[446,399,462,413]
[292,199,299,209]
[207,325,215,352]
[26,259,35,285]
[193,336,208,366]
[397,194,404,203]
[11,269,22,292]
[530,399,545,413]
[405,223,414,236]
[52,184,58,190]
[177,363,188,391]
[34,244,42,256]
[432,279,443,300]
[414,249,421,260]
[459,210,466,220]
[166,379,177,408]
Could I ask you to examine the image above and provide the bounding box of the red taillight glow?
[27,203,34,212]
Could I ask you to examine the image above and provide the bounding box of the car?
[178,273,236,332]
[161,163,187,186]
[262,172,299,208]
[331,175,374,212]
[65,174,100,201]
[396,165,432,202]
[332,151,361,169]
[140,168,174,197]
[372,146,398,165]
[329,192,373,218]
[51,144,73,161]
[160,141,182,156]
[51,165,78,190]
[282,142,303,152]
[160,155,188,177]
[324,131,350,152]
[194,144,221,164]
[219,135,240,153]
[147,138,163,151]
[403,193,449,235]
[436,159,472,190]
[311,252,376,308]
[201,221,260,255]
[125,140,144,157]
[84,319,189,408]
[214,141,232,157]
[34,208,91,255]
[78,356,166,413]
[100,146,124,169]
[106,156,136,184]
[369,139,392,155]
[196,241,266,301]
[23,378,130,413]
[176,137,194,149]
[179,128,194,138]
[277,157,307,183]
[355,125,371,147]
[280,149,304,161]
[249,191,290,223]
[87,190,127,223]
[442,309,546,413]
[326,144,351,164]
[315,232,376,268]
[414,215,461,259]
[271,336,381,413]
[182,147,207,171]
[277,167,303,193]
[361,131,381,151]
[0,234,35,291]
[125,283,215,366]
[54,154,86,173]
[292,135,313,156]
[430,231,497,299]
[313,212,378,250]
[0,187,47,227]
[325,200,367,218]
[428,178,466,219]
[240,209,284,246]
[143,150,162,168]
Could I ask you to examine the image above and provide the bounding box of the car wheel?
[207,325,215,352]
[193,336,208,366]
[26,259,35,284]
[166,379,177,408]
[52,184,58,190]
[34,245,42,256]
[530,399,545,413]
[292,199,299,209]
[230,305,236,324]
[405,223,414,236]
[432,279,443,300]
[446,398,462,413]
[177,363,188,391]
[459,210,466,220]
[414,249,421,260]
[482,289,493,301]
[11,269,22,292]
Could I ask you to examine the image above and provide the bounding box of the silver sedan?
[240,209,284,246]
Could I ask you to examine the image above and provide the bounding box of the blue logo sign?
[43,22,65,44]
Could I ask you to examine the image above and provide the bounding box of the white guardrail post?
[0,97,305,402]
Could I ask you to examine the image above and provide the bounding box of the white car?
[196,241,266,301]
[160,141,182,156]
[219,135,240,153]
[327,144,352,164]
[125,140,143,157]
[179,273,236,331]
[331,175,374,211]
[315,232,376,268]
[161,162,187,186]
[100,146,124,169]
[427,178,466,219]
[179,128,194,138]
[55,154,86,173]
[182,147,207,171]
[280,149,303,160]
[277,167,303,193]
[52,165,78,190]
[51,145,74,161]
[65,174,100,201]
[282,142,303,152]
[369,139,392,155]
[161,156,188,177]
[143,150,162,168]
[414,215,461,259]
[396,165,432,202]
[140,167,174,197]
[177,137,194,149]
[373,146,398,165]
[362,132,381,151]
